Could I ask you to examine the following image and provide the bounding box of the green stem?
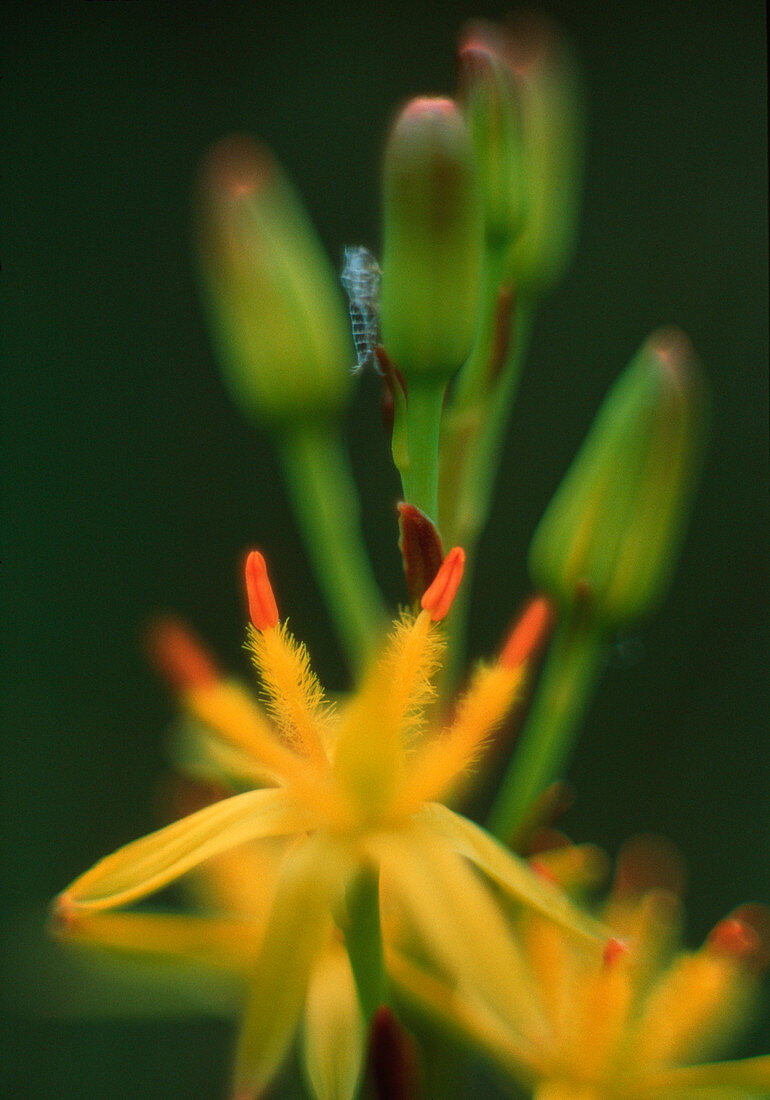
[278,424,387,675]
[450,242,509,411]
[394,379,447,525]
[344,866,387,1020]
[486,608,606,842]
[445,298,535,551]
[440,289,536,687]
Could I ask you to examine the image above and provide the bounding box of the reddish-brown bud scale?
[368,1006,422,1100]
[244,550,279,630]
[420,546,465,621]
[398,502,445,607]
[146,617,220,691]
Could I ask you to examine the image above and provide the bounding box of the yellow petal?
[59,788,307,912]
[302,939,366,1100]
[53,909,261,974]
[376,825,547,1043]
[637,1054,770,1097]
[390,949,545,1081]
[416,803,606,942]
[234,835,349,1099]
[632,948,760,1067]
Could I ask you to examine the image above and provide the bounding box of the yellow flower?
[395,833,770,1099]
[54,549,603,1100]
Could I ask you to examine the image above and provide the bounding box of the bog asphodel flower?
[54,548,603,1100]
[394,834,770,1099]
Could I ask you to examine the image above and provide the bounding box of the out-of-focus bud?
[380,97,484,380]
[457,28,527,248]
[529,329,707,627]
[195,136,352,431]
[499,13,584,294]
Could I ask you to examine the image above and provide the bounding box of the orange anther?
[146,617,219,692]
[603,937,630,968]
[500,595,554,668]
[245,549,279,631]
[420,546,465,621]
[529,859,559,886]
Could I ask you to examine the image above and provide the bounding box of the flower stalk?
[487,600,605,842]
[278,425,387,673]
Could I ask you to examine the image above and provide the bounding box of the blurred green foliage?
[2,1,767,1096]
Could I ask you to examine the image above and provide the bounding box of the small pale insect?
[340,245,382,373]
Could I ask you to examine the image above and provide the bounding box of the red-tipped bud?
[420,546,465,621]
[244,550,279,631]
[146,617,220,692]
[500,595,554,668]
[195,136,353,431]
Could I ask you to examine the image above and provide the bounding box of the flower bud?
[195,136,352,430]
[380,98,484,379]
[529,329,707,627]
[499,13,584,294]
[457,28,527,247]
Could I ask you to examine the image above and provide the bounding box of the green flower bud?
[500,13,585,294]
[529,329,707,626]
[380,97,484,379]
[195,136,352,431]
[457,27,527,248]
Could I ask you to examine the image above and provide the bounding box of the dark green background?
[3,1,768,1096]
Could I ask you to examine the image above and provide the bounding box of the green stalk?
[486,608,606,842]
[344,866,387,1020]
[438,242,536,682]
[278,423,387,674]
[450,241,509,412]
[393,379,447,525]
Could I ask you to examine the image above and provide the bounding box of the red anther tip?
[529,859,559,886]
[500,595,554,669]
[146,617,219,692]
[244,550,279,631]
[603,938,630,967]
[420,546,465,621]
[51,893,77,933]
[708,917,762,965]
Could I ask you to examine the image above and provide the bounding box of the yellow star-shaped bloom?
[395,833,770,1099]
[54,548,603,1099]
